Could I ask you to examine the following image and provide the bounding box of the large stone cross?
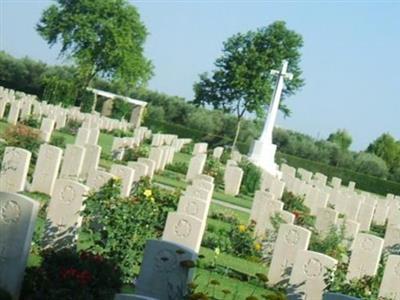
[260,60,293,144]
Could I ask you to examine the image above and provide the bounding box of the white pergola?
[87,87,147,127]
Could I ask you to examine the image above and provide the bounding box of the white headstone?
[110,164,135,197]
[224,166,243,196]
[43,179,89,249]
[31,144,63,195]
[80,144,101,180]
[347,233,384,280]
[186,154,207,181]
[268,224,311,285]
[0,147,31,193]
[162,212,203,253]
[0,193,39,299]
[378,255,400,299]
[86,170,115,191]
[59,144,86,180]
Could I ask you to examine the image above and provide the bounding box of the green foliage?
[367,133,400,174]
[37,0,152,102]
[21,115,41,129]
[309,226,347,262]
[203,218,262,259]
[327,129,352,150]
[166,161,188,175]
[21,249,122,300]
[281,191,314,229]
[80,178,179,282]
[203,157,224,187]
[50,135,66,149]
[111,97,133,121]
[354,152,389,179]
[122,144,149,161]
[59,119,82,135]
[0,288,12,300]
[193,21,304,146]
[239,158,262,196]
[106,128,133,138]
[3,124,42,163]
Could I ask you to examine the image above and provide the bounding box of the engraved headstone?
[138,158,156,179]
[110,164,135,197]
[31,144,63,195]
[59,144,86,180]
[0,147,31,193]
[128,162,149,182]
[268,224,311,285]
[347,233,384,280]
[162,212,203,252]
[0,193,39,299]
[288,250,338,300]
[315,207,338,237]
[186,154,207,181]
[224,166,244,196]
[134,240,197,300]
[81,144,101,180]
[43,179,89,250]
[378,255,400,299]
[86,170,115,191]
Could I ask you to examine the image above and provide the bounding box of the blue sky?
[1,0,399,150]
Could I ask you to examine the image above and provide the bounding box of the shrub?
[80,178,179,282]
[3,124,41,163]
[239,158,261,196]
[21,115,41,128]
[354,152,389,178]
[309,226,347,262]
[21,249,122,300]
[203,157,224,187]
[166,161,188,174]
[123,144,149,161]
[60,119,82,135]
[50,135,66,148]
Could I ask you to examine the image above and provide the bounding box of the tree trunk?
[232,117,242,150]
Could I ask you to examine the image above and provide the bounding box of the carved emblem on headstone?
[61,185,76,205]
[361,237,374,251]
[174,219,192,238]
[0,200,21,224]
[285,229,300,245]
[303,258,323,278]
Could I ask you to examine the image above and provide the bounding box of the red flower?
[293,211,301,219]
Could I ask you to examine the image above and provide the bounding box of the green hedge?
[277,152,400,196]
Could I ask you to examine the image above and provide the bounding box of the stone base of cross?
[249,139,281,178]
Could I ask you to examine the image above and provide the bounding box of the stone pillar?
[130,105,145,128]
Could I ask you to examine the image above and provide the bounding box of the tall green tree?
[37,0,153,105]
[327,129,352,150]
[367,133,400,172]
[192,21,304,148]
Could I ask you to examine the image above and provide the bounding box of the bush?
[354,152,389,178]
[50,135,66,148]
[60,119,82,135]
[203,157,224,187]
[3,124,41,163]
[80,178,179,282]
[166,161,188,174]
[21,115,41,128]
[123,144,149,161]
[239,158,261,196]
[21,249,122,300]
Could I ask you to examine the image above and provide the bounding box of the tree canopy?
[327,129,353,150]
[367,133,400,172]
[37,0,153,100]
[192,21,304,146]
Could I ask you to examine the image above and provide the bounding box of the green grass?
[193,268,274,299]
[209,203,249,224]
[173,151,192,164]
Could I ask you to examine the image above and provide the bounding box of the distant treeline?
[1,51,399,182]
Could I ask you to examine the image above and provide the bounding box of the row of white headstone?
[246,163,400,299]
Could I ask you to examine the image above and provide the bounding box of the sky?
[0,0,399,151]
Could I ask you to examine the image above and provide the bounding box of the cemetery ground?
[1,114,399,299]
[0,119,278,299]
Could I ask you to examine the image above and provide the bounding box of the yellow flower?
[143,189,152,198]
[214,247,220,256]
[149,197,155,203]
[238,224,247,233]
[254,242,262,251]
